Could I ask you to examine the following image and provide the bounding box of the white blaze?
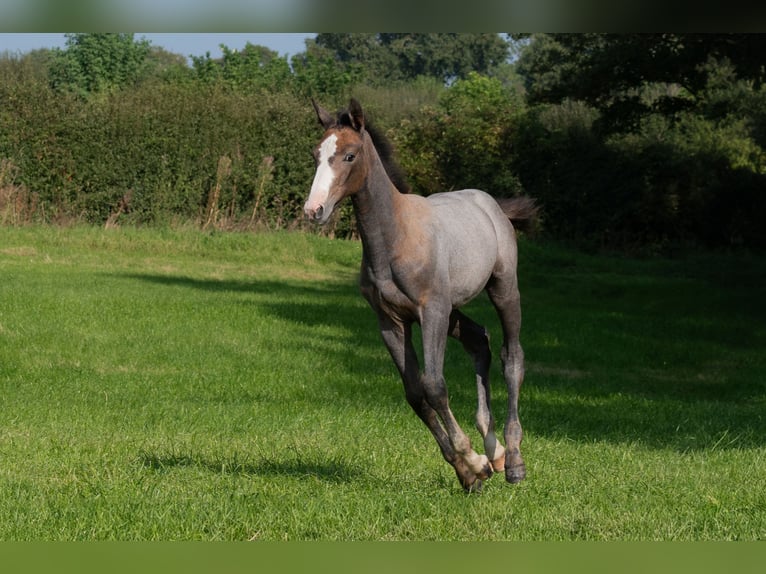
[305,133,338,219]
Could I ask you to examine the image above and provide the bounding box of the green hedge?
[0,68,319,229]
[2,51,765,250]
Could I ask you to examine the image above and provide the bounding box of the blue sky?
[0,33,315,60]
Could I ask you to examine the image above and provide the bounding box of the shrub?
[393,72,524,197]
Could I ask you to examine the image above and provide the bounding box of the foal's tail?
[496,196,540,234]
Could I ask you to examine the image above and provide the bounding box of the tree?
[290,39,361,98]
[314,33,510,85]
[382,33,510,83]
[511,33,766,248]
[393,72,523,197]
[515,34,766,132]
[145,46,190,83]
[192,43,292,92]
[49,33,152,96]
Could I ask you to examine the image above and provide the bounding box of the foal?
[304,99,537,491]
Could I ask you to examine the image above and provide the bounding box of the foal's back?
[407,188,518,308]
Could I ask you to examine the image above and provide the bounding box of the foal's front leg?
[375,313,480,490]
[420,305,493,487]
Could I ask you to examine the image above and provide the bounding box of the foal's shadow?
[139,450,360,484]
[119,271,372,333]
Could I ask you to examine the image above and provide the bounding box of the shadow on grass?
[120,267,766,454]
[138,450,360,484]
[511,248,766,452]
[120,272,370,329]
[120,270,386,375]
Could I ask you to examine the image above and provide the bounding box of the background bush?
[0,60,318,229]
[1,33,765,250]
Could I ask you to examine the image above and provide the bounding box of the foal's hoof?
[474,454,493,481]
[505,462,526,484]
[463,479,483,494]
[477,461,493,481]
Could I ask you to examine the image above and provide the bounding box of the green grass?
[0,225,764,540]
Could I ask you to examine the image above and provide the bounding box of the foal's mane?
[335,107,411,195]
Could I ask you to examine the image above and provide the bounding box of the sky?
[0,33,316,60]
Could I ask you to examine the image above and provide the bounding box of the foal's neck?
[351,143,403,273]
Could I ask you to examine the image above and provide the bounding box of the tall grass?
[0,226,764,540]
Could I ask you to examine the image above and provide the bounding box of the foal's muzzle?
[305,202,333,224]
[304,204,324,222]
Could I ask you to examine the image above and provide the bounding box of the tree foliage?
[290,40,362,98]
[393,72,524,196]
[48,33,152,96]
[191,43,292,92]
[314,33,510,85]
[516,33,766,132]
[513,33,766,248]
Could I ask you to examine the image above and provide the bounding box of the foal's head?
[303,98,368,224]
[304,98,409,224]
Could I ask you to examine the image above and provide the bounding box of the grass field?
[0,225,764,540]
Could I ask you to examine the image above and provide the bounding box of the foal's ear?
[311,98,334,129]
[348,98,365,132]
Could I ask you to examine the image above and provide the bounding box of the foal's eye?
[343,153,356,162]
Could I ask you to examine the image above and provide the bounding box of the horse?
[304,98,538,491]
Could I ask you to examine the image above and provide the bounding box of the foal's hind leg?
[448,310,506,473]
[487,276,527,484]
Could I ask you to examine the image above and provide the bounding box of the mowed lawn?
[0,225,764,540]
